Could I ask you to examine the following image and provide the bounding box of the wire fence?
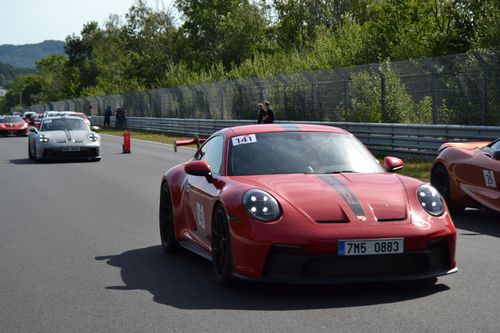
[31,50,500,126]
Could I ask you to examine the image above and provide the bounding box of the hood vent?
[316,219,349,224]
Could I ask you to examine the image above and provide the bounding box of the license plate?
[62,147,80,152]
[337,238,403,256]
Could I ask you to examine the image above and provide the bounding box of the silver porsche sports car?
[28,116,101,162]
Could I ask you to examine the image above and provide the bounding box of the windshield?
[40,118,88,131]
[0,116,24,123]
[228,131,383,176]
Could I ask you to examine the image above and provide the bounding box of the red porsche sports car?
[160,124,457,285]
[0,116,29,136]
[431,138,500,214]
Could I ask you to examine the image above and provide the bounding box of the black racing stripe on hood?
[279,123,301,131]
[317,175,366,218]
[64,129,71,141]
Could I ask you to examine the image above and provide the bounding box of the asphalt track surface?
[1,135,499,333]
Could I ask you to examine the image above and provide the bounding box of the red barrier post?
[122,130,131,153]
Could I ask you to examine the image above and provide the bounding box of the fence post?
[276,74,289,120]
[472,52,489,126]
[214,82,224,119]
[334,68,350,114]
[371,65,386,122]
[420,59,438,124]
[144,90,153,117]
[302,72,317,119]
[250,77,265,102]
[234,80,245,119]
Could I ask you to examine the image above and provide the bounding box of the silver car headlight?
[417,184,444,216]
[243,189,281,222]
[40,134,49,143]
[88,133,99,142]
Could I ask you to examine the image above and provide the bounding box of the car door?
[186,135,225,250]
[454,142,500,209]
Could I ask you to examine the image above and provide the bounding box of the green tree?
[122,0,177,88]
[35,55,69,101]
[346,71,381,123]
[0,96,7,114]
[472,0,500,50]
[64,22,101,96]
[175,0,270,71]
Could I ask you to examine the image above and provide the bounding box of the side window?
[195,136,224,175]
[490,140,500,151]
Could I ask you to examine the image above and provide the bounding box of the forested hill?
[0,40,64,68]
[0,62,35,87]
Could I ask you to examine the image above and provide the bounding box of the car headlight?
[88,133,99,142]
[39,134,49,143]
[243,189,281,222]
[417,184,444,216]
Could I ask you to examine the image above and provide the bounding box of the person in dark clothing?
[104,106,112,127]
[115,106,126,129]
[263,101,274,123]
[257,103,266,124]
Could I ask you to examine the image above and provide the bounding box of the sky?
[0,0,176,45]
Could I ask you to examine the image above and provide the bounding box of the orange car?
[431,138,500,214]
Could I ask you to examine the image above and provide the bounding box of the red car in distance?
[160,124,457,286]
[0,116,29,136]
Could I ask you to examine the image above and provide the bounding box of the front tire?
[28,141,34,160]
[431,164,465,214]
[34,143,43,163]
[159,182,178,253]
[211,205,233,286]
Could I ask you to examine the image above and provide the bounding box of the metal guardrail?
[92,116,499,159]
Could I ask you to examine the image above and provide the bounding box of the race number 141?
[232,134,257,146]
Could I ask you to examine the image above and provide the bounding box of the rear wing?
[173,135,206,152]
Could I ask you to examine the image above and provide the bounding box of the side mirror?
[91,126,100,131]
[493,151,500,160]
[185,160,214,182]
[29,127,38,134]
[384,156,404,172]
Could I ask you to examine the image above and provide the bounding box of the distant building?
[0,87,7,97]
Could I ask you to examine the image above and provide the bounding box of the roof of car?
[222,123,349,137]
[41,115,84,121]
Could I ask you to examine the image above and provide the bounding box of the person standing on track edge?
[104,106,112,127]
[263,100,274,123]
[257,103,266,124]
[115,106,125,129]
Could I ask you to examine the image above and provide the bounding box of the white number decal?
[232,134,257,146]
[483,170,497,188]
[196,202,206,230]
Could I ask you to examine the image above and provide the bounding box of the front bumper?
[39,146,101,160]
[228,214,457,283]
[241,238,456,284]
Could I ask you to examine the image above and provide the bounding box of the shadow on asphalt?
[451,209,500,238]
[96,245,450,310]
[8,158,98,165]
[7,158,34,165]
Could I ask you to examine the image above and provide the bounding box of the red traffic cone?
[122,130,131,153]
